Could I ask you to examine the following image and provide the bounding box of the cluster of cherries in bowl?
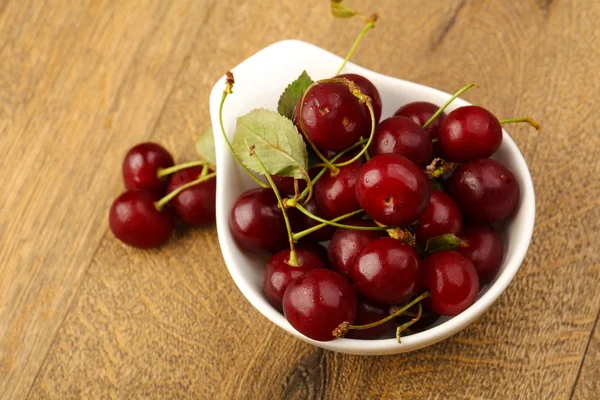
[228,73,535,342]
[109,142,217,249]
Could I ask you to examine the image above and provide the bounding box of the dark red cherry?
[416,189,462,248]
[394,101,446,139]
[263,245,326,311]
[335,73,382,128]
[347,298,392,340]
[283,269,357,341]
[293,81,367,152]
[352,238,422,305]
[327,220,383,280]
[166,166,216,227]
[448,159,520,223]
[458,224,504,282]
[355,154,431,227]
[315,156,362,218]
[438,106,502,162]
[229,188,287,253]
[422,250,479,316]
[109,190,174,249]
[370,116,433,167]
[271,169,319,196]
[122,142,174,194]
[295,198,336,242]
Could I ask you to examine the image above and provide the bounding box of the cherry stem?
[424,157,455,179]
[396,303,422,344]
[422,83,478,129]
[499,117,540,130]
[334,101,375,167]
[294,204,391,232]
[157,161,208,178]
[292,209,363,242]
[333,291,431,338]
[374,220,416,245]
[298,82,340,175]
[248,144,299,266]
[219,71,268,189]
[335,14,378,76]
[200,163,209,177]
[293,138,369,204]
[154,172,217,210]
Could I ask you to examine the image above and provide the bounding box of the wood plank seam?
[569,304,600,399]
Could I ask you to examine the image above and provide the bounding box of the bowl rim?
[210,39,536,355]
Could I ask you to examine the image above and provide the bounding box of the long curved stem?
[423,83,478,129]
[249,144,298,266]
[294,204,390,231]
[154,172,216,210]
[499,117,540,130]
[335,16,378,75]
[334,101,375,167]
[219,73,268,188]
[292,209,364,242]
[157,160,208,178]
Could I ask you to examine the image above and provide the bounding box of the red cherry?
[327,220,383,280]
[394,101,446,139]
[263,245,326,311]
[355,154,431,227]
[352,238,422,305]
[438,106,502,162]
[315,156,363,218]
[448,159,520,223]
[416,189,462,248]
[347,298,392,340]
[166,166,216,227]
[370,116,433,167]
[293,81,367,152]
[422,250,479,316]
[335,73,382,127]
[283,269,357,341]
[229,188,287,253]
[122,142,174,194]
[109,191,174,249]
[458,223,504,282]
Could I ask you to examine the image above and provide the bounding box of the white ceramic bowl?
[210,40,535,355]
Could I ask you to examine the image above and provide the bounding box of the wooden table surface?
[1,0,599,398]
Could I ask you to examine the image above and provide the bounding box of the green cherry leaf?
[424,234,463,254]
[195,126,217,169]
[277,70,313,119]
[233,109,309,179]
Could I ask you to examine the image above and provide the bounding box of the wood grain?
[0,0,598,399]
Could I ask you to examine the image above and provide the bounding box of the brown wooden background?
[1,0,599,399]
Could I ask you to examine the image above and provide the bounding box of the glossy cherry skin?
[335,73,382,128]
[283,269,357,341]
[347,298,392,340]
[352,238,422,305]
[293,81,367,152]
[229,188,287,253]
[458,223,504,282]
[122,142,174,194]
[394,101,446,139]
[315,157,363,218]
[166,166,216,227]
[263,245,326,311]
[355,154,431,227]
[438,106,502,162]
[448,159,520,223]
[422,250,479,316]
[295,198,336,242]
[416,189,462,248]
[371,116,433,167]
[109,190,174,249]
[327,220,383,280]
